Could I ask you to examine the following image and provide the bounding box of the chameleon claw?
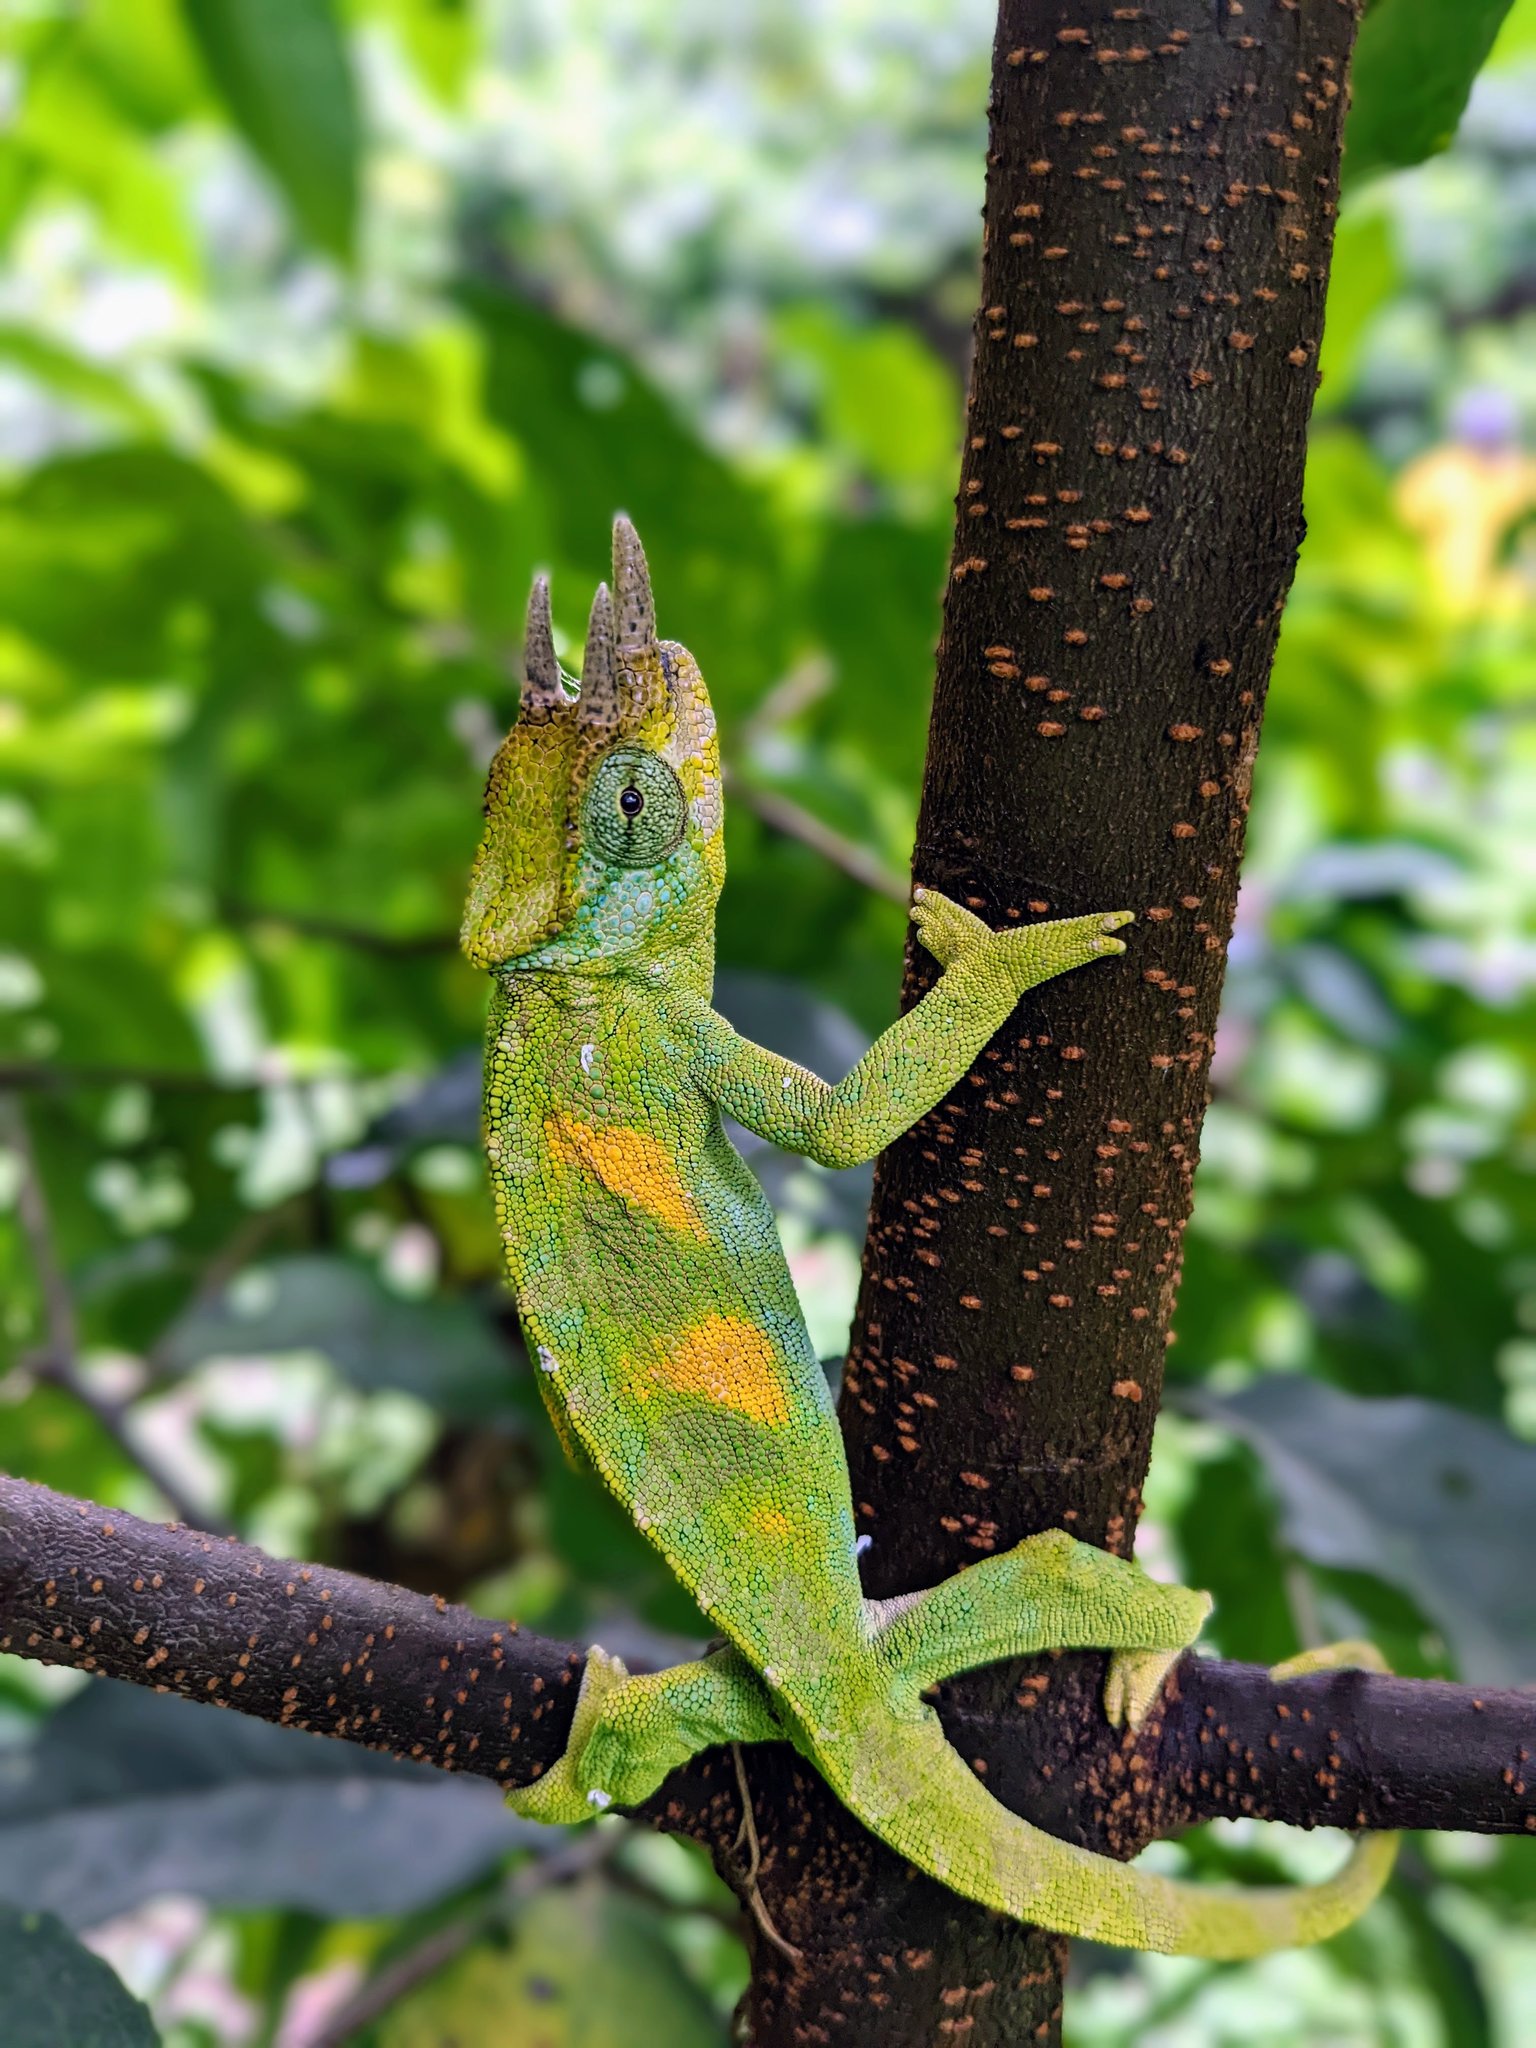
[1100,910,1136,931]
[587,1787,613,1810]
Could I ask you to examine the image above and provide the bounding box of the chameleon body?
[460,517,1397,1956]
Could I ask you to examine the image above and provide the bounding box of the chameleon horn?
[519,572,565,717]
[579,581,622,727]
[611,513,671,733]
[612,513,657,660]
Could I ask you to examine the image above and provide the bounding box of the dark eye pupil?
[619,787,644,817]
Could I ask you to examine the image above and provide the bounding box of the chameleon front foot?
[911,888,1135,988]
[507,1645,782,1824]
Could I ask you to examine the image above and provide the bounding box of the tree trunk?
[0,3,1384,2039]
[735,1,1360,2039]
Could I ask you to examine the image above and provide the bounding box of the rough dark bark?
[749,0,1362,2039]
[7,1477,1532,1848]
[0,1477,583,1788]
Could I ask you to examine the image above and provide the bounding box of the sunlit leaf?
[378,1879,726,2048]
[1345,0,1516,185]
[181,0,360,257]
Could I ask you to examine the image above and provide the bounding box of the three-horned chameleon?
[459,516,1397,1956]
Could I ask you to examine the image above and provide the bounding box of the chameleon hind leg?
[870,1529,1210,1715]
[508,1644,782,1824]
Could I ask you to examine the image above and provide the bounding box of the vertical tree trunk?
[730,1,1360,2040]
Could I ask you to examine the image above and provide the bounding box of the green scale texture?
[461,517,1397,1956]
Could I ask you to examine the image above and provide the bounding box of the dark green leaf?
[181,0,359,257]
[1186,1377,1536,1682]
[0,1908,159,2047]
[378,1878,726,2048]
[158,1253,517,1421]
[0,1681,532,1928]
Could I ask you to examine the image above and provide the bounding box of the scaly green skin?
[462,518,1398,1957]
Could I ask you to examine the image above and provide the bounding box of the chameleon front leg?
[869,1529,1210,1714]
[509,1643,783,1824]
[697,891,1133,1168]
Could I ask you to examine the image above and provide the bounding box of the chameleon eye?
[584,748,687,867]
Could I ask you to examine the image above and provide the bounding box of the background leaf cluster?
[1,0,1534,2041]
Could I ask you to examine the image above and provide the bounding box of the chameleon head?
[460,516,724,972]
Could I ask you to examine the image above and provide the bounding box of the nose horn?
[612,514,657,659]
[579,582,621,725]
[519,573,565,716]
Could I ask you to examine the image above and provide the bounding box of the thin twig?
[735,654,836,754]
[732,1741,803,1967]
[141,1198,300,1385]
[1,1097,228,1535]
[722,765,908,904]
[307,1827,624,2047]
[0,1063,260,1096]
[219,901,459,957]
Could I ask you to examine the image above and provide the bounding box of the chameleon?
[459,515,1397,1957]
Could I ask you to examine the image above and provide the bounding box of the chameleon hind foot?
[508,1644,781,1824]
[872,1527,1210,1698]
[1105,1635,1390,1741]
[1270,1639,1389,1681]
[1103,1644,1187,1733]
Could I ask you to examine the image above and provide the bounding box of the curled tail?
[822,1707,1397,1959]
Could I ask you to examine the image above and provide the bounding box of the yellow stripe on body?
[544,1112,708,1241]
[647,1313,791,1427]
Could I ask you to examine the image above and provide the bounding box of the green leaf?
[775,305,960,506]
[0,1681,531,1928]
[1314,209,1399,415]
[180,0,360,258]
[1344,0,1516,187]
[1186,1378,1536,1683]
[0,1908,159,2047]
[158,1252,519,1422]
[378,1879,726,2048]
[0,327,161,434]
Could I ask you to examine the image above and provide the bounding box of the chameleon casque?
[459,516,1397,1958]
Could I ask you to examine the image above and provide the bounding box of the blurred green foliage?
[0,1,1534,2042]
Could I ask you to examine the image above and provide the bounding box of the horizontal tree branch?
[1153,1654,1536,1841]
[0,1477,583,1791]
[3,1476,1532,1860]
